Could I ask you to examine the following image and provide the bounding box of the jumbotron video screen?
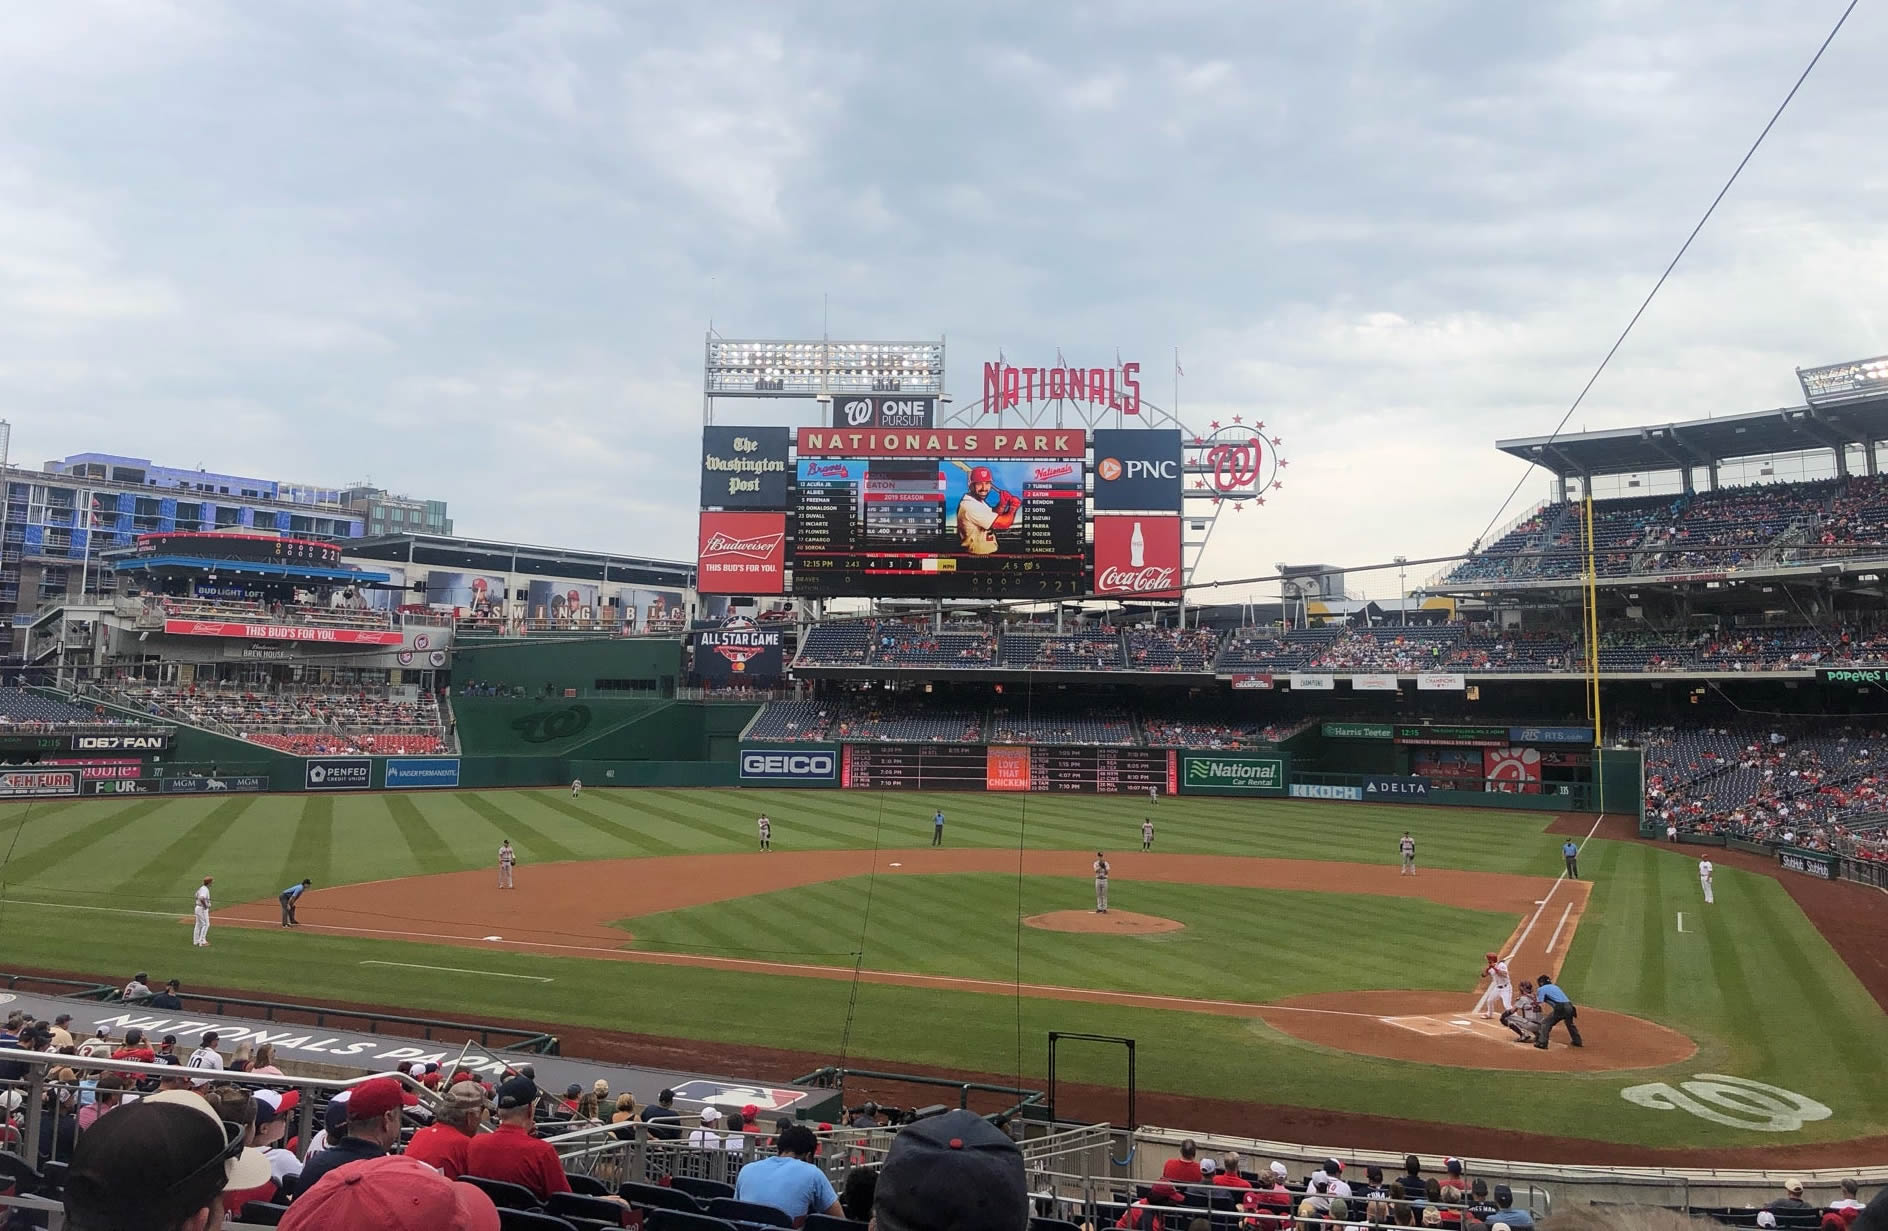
[788,428,1088,598]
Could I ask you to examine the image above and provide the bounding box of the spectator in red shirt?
[405,1081,490,1179]
[1119,1182,1183,1230]
[1213,1153,1253,1190]
[109,1027,155,1065]
[464,1077,628,1214]
[1160,1139,1204,1185]
[280,1155,499,1231]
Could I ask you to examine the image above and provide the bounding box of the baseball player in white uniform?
[1141,818,1154,852]
[757,813,772,851]
[1399,831,1416,876]
[192,876,213,947]
[570,778,583,797]
[498,840,515,889]
[1699,857,1714,904]
[1093,852,1110,913]
[1474,951,1513,1018]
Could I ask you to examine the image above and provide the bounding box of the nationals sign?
[697,512,786,595]
[162,620,404,646]
[1092,515,1181,598]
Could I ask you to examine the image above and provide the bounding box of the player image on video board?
[790,455,1083,596]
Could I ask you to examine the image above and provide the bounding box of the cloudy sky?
[4,1,1884,602]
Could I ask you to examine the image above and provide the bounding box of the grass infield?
[1,787,1882,1149]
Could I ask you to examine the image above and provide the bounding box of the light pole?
[1394,556,1408,627]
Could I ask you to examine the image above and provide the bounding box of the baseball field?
[2,786,1884,1164]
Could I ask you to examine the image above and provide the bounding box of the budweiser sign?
[1092,515,1181,599]
[698,512,786,595]
[703,530,784,559]
[162,620,405,646]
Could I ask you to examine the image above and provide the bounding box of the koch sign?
[1091,429,1183,512]
[831,395,935,430]
[740,747,838,783]
[305,758,372,790]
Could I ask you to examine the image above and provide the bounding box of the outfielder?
[956,466,1021,555]
[1699,857,1714,904]
[1473,951,1513,1018]
[757,812,772,851]
[498,840,515,889]
[1141,818,1154,852]
[1399,831,1416,876]
[570,778,583,798]
[1148,785,1158,805]
[1093,851,1111,914]
[192,876,213,948]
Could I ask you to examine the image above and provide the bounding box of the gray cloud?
[0,1,1882,595]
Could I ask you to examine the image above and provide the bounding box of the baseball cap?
[347,1077,416,1121]
[144,1090,273,1190]
[252,1089,301,1125]
[1493,1184,1514,1201]
[64,1100,243,1227]
[280,1155,499,1231]
[1786,1180,1806,1195]
[1150,1183,1182,1204]
[699,1106,722,1125]
[495,1077,537,1111]
[564,1083,582,1098]
[873,1109,1027,1231]
[1200,1158,1218,1175]
[1270,1161,1289,1179]
[1758,1214,1779,1229]
[742,1102,759,1120]
[1445,1158,1463,1176]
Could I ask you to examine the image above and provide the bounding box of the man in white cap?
[688,1105,723,1149]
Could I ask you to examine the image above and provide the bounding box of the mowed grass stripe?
[526,793,686,856]
[112,795,262,903]
[278,796,335,893]
[1738,873,1888,1092]
[0,799,176,888]
[1635,845,1670,1018]
[456,794,579,864]
[589,791,758,849]
[384,796,453,869]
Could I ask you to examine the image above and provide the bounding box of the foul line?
[1676,911,1686,933]
[359,960,552,983]
[1469,813,1605,1013]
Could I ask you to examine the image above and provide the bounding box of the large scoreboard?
[841,743,1176,794]
[790,428,1087,598]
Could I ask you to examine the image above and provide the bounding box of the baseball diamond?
[3,786,1885,1166]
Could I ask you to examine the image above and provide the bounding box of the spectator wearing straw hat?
[405,1082,490,1179]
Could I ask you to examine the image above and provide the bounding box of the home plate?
[1382,1015,1487,1038]
[482,935,503,941]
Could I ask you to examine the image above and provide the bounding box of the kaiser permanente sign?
[1179,754,1287,797]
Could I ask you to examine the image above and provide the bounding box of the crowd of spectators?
[1141,717,1313,748]
[1630,719,1888,862]
[0,689,155,730]
[137,591,394,633]
[1448,477,1888,584]
[104,682,446,753]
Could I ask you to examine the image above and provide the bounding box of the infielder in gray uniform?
[1093,852,1110,914]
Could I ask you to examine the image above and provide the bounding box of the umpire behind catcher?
[1534,974,1584,1049]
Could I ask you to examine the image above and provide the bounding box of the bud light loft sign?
[1092,429,1183,512]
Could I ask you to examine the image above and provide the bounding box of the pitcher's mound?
[1024,910,1184,935]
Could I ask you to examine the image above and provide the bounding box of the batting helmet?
[969,466,994,484]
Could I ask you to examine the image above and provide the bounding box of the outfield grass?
[1,787,1883,1150]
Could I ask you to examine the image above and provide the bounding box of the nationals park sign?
[1179,754,1287,797]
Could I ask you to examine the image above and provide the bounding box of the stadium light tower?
[1394,555,1408,626]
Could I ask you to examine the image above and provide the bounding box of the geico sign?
[1098,457,1178,481]
[741,752,836,779]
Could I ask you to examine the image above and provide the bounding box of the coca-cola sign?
[698,512,786,595]
[1092,515,1181,599]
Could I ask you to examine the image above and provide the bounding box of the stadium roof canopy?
[341,533,694,588]
[1495,397,1888,480]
